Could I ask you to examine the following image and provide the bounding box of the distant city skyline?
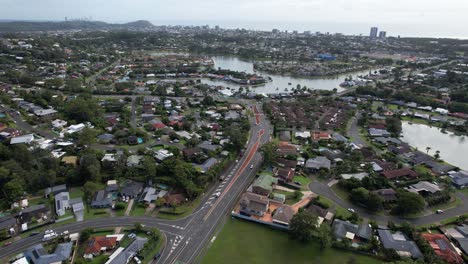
[1,0,468,38]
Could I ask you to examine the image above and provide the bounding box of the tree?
[260,141,279,166]
[289,211,318,242]
[434,150,440,160]
[386,117,402,136]
[149,228,161,241]
[426,146,431,154]
[393,192,425,216]
[317,223,332,250]
[82,181,99,206]
[77,128,97,146]
[293,190,302,199]
[79,228,94,243]
[78,154,101,182]
[366,192,384,212]
[4,179,24,203]
[134,222,144,233]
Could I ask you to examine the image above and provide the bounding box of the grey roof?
[368,128,390,137]
[423,160,455,175]
[377,229,423,258]
[455,225,468,237]
[91,190,112,207]
[272,205,295,225]
[450,171,468,187]
[45,184,67,196]
[455,237,468,255]
[408,181,442,194]
[198,141,221,152]
[332,219,372,240]
[140,187,167,203]
[332,133,348,142]
[121,181,143,197]
[194,157,218,173]
[374,137,401,145]
[0,216,16,230]
[24,242,73,264]
[305,156,331,170]
[107,237,148,264]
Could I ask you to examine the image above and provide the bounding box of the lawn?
[157,195,203,220]
[272,190,302,205]
[131,203,148,217]
[292,175,312,190]
[202,218,380,264]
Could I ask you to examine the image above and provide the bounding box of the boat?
[288,82,292,85]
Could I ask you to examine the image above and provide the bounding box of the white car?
[436,210,444,214]
[134,256,142,264]
[347,208,355,213]
[61,230,69,236]
[250,164,254,169]
[214,192,221,198]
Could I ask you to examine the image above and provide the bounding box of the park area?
[202,218,380,264]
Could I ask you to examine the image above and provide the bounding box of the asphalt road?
[0,101,272,264]
[309,180,468,226]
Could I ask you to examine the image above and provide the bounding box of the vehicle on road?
[154,252,162,260]
[42,231,58,241]
[347,208,355,213]
[250,164,254,169]
[436,210,444,214]
[214,192,221,198]
[3,242,12,247]
[235,159,239,163]
[134,256,142,264]
[61,230,69,236]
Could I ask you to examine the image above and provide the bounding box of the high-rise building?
[370,27,378,38]
[379,31,387,39]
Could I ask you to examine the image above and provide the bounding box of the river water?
[207,56,375,94]
[401,122,468,170]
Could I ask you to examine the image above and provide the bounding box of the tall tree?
[289,211,318,242]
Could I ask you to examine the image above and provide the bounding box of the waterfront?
[209,55,373,94]
[401,122,468,170]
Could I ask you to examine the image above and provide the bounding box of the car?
[294,181,302,185]
[214,192,221,198]
[134,256,142,264]
[347,208,355,213]
[235,159,239,163]
[250,164,254,169]
[3,242,12,247]
[61,230,69,236]
[157,137,161,141]
[436,210,444,214]
[128,233,136,239]
[154,252,162,260]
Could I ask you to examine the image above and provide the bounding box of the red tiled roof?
[312,131,331,140]
[421,234,463,264]
[84,236,117,254]
[382,168,419,179]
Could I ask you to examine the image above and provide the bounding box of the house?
[276,158,298,169]
[120,181,143,198]
[84,236,118,259]
[194,157,218,173]
[305,156,331,172]
[51,119,67,129]
[306,204,334,222]
[272,205,295,226]
[374,137,401,145]
[45,184,67,198]
[62,156,78,166]
[155,149,174,162]
[295,131,311,140]
[251,174,278,196]
[18,204,50,224]
[332,133,348,143]
[278,131,291,141]
[105,236,148,264]
[449,171,468,189]
[382,168,419,180]
[24,242,73,264]
[126,155,143,167]
[372,189,397,202]
[423,160,455,176]
[332,219,372,242]
[127,136,140,145]
[312,131,331,141]
[164,193,186,206]
[198,141,221,153]
[10,134,34,145]
[239,192,270,217]
[183,147,203,160]
[407,181,442,196]
[97,134,115,144]
[341,172,368,181]
[106,180,119,193]
[377,229,423,259]
[70,198,84,222]
[368,128,391,137]
[277,142,299,156]
[54,192,70,216]
[91,190,113,208]
[273,167,295,182]
[421,233,463,264]
[140,187,167,204]
[448,225,468,255]
[0,216,17,235]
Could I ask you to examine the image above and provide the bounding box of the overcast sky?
[1,0,467,37]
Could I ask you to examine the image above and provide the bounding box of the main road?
[0,101,272,264]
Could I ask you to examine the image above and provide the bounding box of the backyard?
[202,218,380,264]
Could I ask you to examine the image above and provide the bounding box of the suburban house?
[105,236,148,264]
[377,229,423,259]
[126,155,143,167]
[382,168,419,180]
[120,181,143,198]
[332,219,372,243]
[446,225,468,255]
[10,134,35,145]
[193,157,218,173]
[140,187,167,204]
[421,233,463,264]
[91,190,113,208]
[239,192,270,217]
[24,242,73,264]
[449,171,468,189]
[272,205,295,226]
[312,131,331,141]
[84,236,118,259]
[18,204,50,224]
[0,216,17,236]
[306,204,334,223]
[251,174,278,197]
[55,192,70,216]
[305,156,331,173]
[372,189,397,203]
[273,167,295,182]
[45,184,67,198]
[368,128,391,137]
[407,181,442,196]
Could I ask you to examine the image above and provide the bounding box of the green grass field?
[202,218,380,264]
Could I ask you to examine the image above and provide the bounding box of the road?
[309,180,468,226]
[0,101,272,264]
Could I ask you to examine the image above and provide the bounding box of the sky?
[1,0,467,38]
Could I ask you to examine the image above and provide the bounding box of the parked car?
[154,252,162,260]
[214,192,221,198]
[250,164,254,169]
[294,181,302,185]
[436,210,444,214]
[347,208,355,213]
